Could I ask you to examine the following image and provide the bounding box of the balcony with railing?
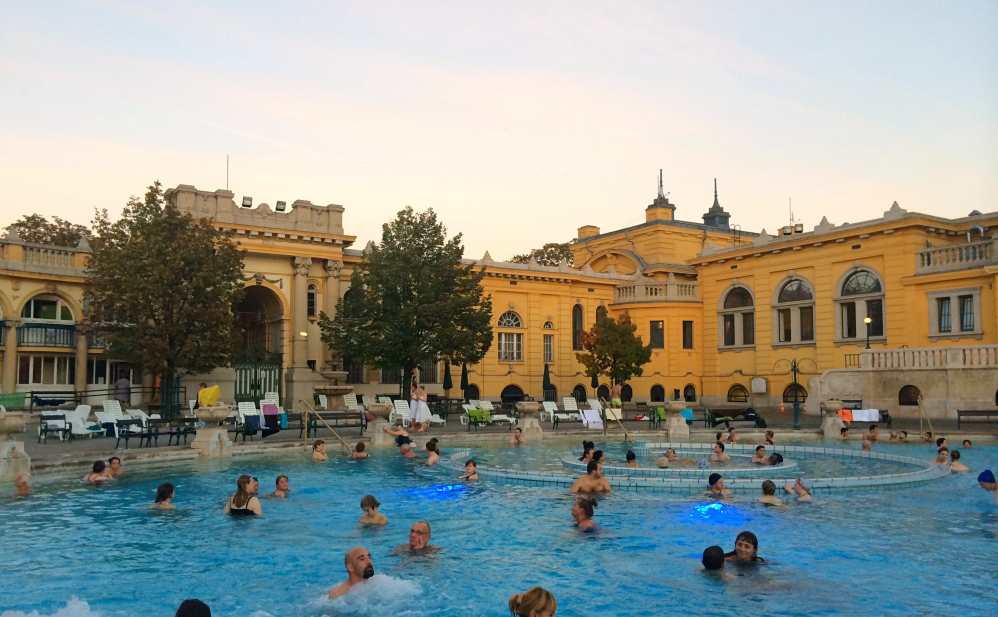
[915,238,997,275]
[23,246,76,269]
[17,322,77,348]
[862,344,998,369]
[613,274,699,304]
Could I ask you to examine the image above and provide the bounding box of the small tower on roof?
[702,178,730,229]
[646,169,676,222]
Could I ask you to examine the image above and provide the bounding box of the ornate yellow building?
[1,181,995,419]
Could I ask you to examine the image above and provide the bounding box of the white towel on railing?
[852,409,880,422]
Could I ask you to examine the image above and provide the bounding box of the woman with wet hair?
[725,530,766,563]
[151,483,176,509]
[222,475,262,516]
[426,440,440,466]
[509,587,557,617]
[571,495,598,531]
[579,441,595,462]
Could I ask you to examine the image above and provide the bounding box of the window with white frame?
[543,334,553,363]
[772,278,815,346]
[18,354,75,385]
[834,269,885,343]
[498,332,523,362]
[21,296,74,321]
[498,311,522,328]
[718,286,755,348]
[307,284,318,318]
[927,287,982,340]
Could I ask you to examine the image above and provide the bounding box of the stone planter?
[820,400,844,415]
[366,403,393,420]
[514,402,542,442]
[819,400,845,439]
[515,401,541,417]
[0,412,30,482]
[662,401,687,414]
[194,405,231,426]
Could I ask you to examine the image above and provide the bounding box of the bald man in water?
[329,547,375,599]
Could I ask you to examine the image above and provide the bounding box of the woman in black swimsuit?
[222,474,262,516]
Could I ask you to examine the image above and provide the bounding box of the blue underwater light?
[400,483,471,501]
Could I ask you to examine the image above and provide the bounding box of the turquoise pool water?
[1,440,996,617]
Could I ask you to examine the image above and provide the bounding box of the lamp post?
[863,316,872,349]
[791,359,802,430]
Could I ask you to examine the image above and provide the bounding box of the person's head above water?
[755,445,765,454]
[767,453,784,465]
[626,450,636,462]
[963,439,972,448]
[175,599,211,617]
[936,437,946,448]
[355,442,365,453]
[733,531,760,561]
[702,545,725,571]
[344,546,374,581]
[761,480,776,496]
[592,450,604,463]
[155,483,174,504]
[509,587,557,617]
[708,473,723,489]
[950,450,961,461]
[573,495,598,519]
[796,477,813,494]
[465,459,477,471]
[840,427,849,435]
[715,432,723,442]
[666,448,676,459]
[92,460,106,474]
[978,469,996,490]
[360,494,380,512]
[409,521,431,549]
[587,460,601,476]
[714,442,725,453]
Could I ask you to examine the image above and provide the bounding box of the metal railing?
[17,323,76,348]
[915,239,997,275]
[297,399,352,454]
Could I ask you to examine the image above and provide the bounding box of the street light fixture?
[863,316,872,349]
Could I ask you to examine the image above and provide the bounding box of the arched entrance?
[500,384,524,406]
[597,384,610,401]
[233,286,284,402]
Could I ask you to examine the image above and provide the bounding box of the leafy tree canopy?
[509,241,574,266]
[4,214,91,247]
[320,207,493,396]
[85,181,246,377]
[576,310,652,386]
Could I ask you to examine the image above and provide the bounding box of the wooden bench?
[705,408,759,429]
[957,409,998,429]
[841,400,892,429]
[304,411,367,437]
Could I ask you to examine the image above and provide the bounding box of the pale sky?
[2,1,996,259]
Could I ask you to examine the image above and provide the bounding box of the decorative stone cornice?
[244,272,284,288]
[293,256,312,277]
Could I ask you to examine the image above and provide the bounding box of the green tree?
[85,181,245,393]
[4,214,91,246]
[509,241,574,266]
[319,207,493,397]
[575,311,652,386]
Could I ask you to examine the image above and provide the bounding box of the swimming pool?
[1,440,996,617]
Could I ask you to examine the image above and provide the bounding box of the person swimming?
[760,453,784,467]
[85,460,110,484]
[701,545,726,572]
[351,442,369,459]
[328,547,375,599]
[765,430,775,445]
[14,473,32,496]
[725,530,766,563]
[151,483,176,509]
[751,445,767,463]
[579,441,595,462]
[358,494,387,525]
[758,480,783,505]
[571,495,598,531]
[783,477,813,501]
[710,442,731,463]
[625,450,641,468]
[706,473,732,497]
[934,448,949,464]
[457,459,480,481]
[978,470,998,504]
[946,450,968,473]
[839,427,849,440]
[223,475,262,516]
[272,475,290,498]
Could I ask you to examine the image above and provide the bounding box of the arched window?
[543,321,554,329]
[500,384,524,405]
[306,284,318,318]
[497,311,522,328]
[596,305,608,320]
[464,384,480,402]
[620,384,633,402]
[683,385,697,402]
[597,384,610,400]
[835,269,885,343]
[572,384,587,405]
[650,385,665,402]
[572,305,584,350]
[497,311,523,362]
[773,278,815,345]
[727,384,749,402]
[718,286,755,348]
[782,383,807,403]
[899,385,921,406]
[21,295,74,321]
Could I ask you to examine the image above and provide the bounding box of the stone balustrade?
[23,246,75,269]
[862,344,998,369]
[915,238,997,275]
[613,277,699,304]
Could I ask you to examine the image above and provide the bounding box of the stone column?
[74,321,89,401]
[324,259,343,367]
[291,256,312,368]
[2,319,20,395]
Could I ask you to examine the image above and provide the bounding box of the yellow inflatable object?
[198,385,221,407]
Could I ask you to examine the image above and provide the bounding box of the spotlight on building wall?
[242,196,253,208]
[299,331,308,338]
[275,201,287,212]
[794,223,804,233]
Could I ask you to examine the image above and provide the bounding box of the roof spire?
[712,178,721,210]
[714,178,717,200]
[657,169,664,198]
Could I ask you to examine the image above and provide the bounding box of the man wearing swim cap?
[783,477,813,501]
[329,547,375,599]
[705,473,732,496]
[978,470,997,504]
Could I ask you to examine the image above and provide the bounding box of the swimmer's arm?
[782,484,794,494]
[222,499,231,514]
[567,481,580,493]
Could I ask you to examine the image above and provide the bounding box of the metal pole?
[792,359,802,430]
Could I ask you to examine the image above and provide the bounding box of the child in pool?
[351,442,369,459]
[312,440,328,462]
[358,494,388,525]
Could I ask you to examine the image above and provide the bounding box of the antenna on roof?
[658,169,665,198]
[789,197,795,226]
[226,154,229,190]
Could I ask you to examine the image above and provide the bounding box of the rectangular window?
[543,334,553,363]
[742,312,755,345]
[937,297,951,333]
[800,306,814,341]
[723,315,735,346]
[866,299,884,337]
[778,309,792,343]
[306,293,316,318]
[419,361,438,383]
[17,354,75,385]
[959,295,974,331]
[842,302,856,338]
[498,332,523,362]
[682,321,694,349]
[381,368,402,385]
[649,321,664,349]
[87,358,108,385]
[18,356,30,385]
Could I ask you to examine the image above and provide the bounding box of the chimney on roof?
[646,169,676,222]
[577,225,600,239]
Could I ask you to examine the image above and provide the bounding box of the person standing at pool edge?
[509,587,557,617]
[978,470,998,504]
[329,547,375,599]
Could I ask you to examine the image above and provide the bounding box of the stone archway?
[233,286,285,402]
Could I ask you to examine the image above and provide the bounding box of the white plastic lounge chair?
[378,396,392,405]
[541,401,559,422]
[429,413,446,426]
[581,408,604,430]
[479,400,515,427]
[262,392,284,414]
[391,399,412,428]
[469,400,482,409]
[343,393,359,412]
[587,398,603,413]
[187,400,196,416]
[67,405,101,438]
[460,403,475,425]
[127,409,149,426]
[102,400,126,421]
[553,397,583,429]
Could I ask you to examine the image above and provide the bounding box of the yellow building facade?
[1,182,995,418]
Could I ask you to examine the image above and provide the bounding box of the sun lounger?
[580,408,604,430]
[552,397,583,429]
[391,399,412,428]
[479,400,515,429]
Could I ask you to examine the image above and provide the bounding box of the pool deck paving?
[13,411,997,473]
